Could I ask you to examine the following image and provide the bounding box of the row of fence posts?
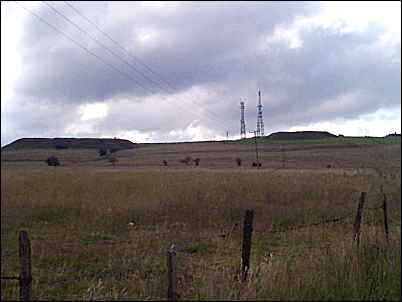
[166,209,255,301]
[1,192,391,301]
[168,191,390,300]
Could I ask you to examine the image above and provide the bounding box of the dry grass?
[2,139,400,172]
[1,164,400,300]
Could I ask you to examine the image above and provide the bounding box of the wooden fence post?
[19,230,32,301]
[382,193,389,243]
[241,209,254,282]
[352,192,367,246]
[167,244,177,301]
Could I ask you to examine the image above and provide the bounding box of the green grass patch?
[234,136,401,145]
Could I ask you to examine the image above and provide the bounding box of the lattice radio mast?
[256,90,264,137]
[240,101,246,139]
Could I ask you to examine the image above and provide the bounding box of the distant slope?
[385,133,401,138]
[267,131,337,140]
[1,138,136,151]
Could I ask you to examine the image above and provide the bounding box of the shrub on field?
[179,156,193,165]
[46,156,60,166]
[194,158,200,166]
[236,158,242,166]
[163,160,168,166]
[54,144,69,150]
[252,162,262,167]
[98,148,107,157]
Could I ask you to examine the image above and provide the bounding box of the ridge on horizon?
[2,131,400,150]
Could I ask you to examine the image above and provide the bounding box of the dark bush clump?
[179,156,193,165]
[236,158,242,166]
[46,156,60,166]
[194,158,200,166]
[98,148,107,157]
[163,160,168,166]
[55,144,69,150]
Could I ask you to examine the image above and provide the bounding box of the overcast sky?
[1,1,401,145]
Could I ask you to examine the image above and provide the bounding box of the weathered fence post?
[352,192,367,246]
[19,230,32,301]
[167,244,177,301]
[382,193,389,243]
[241,209,254,282]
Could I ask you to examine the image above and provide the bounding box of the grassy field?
[2,137,401,172]
[237,135,401,145]
[1,139,401,300]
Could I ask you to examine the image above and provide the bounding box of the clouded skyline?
[1,1,401,146]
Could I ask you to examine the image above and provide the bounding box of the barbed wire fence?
[1,191,396,301]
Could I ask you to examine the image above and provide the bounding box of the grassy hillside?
[1,135,400,300]
[267,131,337,140]
[1,168,400,300]
[2,140,400,174]
[236,135,401,146]
[1,138,136,151]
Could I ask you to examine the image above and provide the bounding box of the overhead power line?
[61,0,227,128]
[43,1,167,94]
[63,0,177,93]
[13,1,152,94]
[46,1,227,130]
[14,1,229,133]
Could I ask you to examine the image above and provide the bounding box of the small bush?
[236,158,242,166]
[99,148,107,157]
[163,160,168,166]
[179,156,193,165]
[55,144,69,150]
[46,156,60,166]
[194,158,200,166]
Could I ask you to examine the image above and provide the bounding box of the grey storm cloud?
[15,1,319,101]
[3,1,401,144]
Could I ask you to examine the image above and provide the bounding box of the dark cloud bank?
[2,1,400,144]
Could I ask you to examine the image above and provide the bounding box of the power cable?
[14,1,228,133]
[13,1,154,95]
[61,1,228,129]
[63,0,184,94]
[43,1,167,93]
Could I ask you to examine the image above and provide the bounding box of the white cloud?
[288,107,401,137]
[79,102,109,121]
[302,1,401,42]
[168,120,226,142]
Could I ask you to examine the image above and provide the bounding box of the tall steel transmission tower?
[240,101,246,139]
[256,90,264,137]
